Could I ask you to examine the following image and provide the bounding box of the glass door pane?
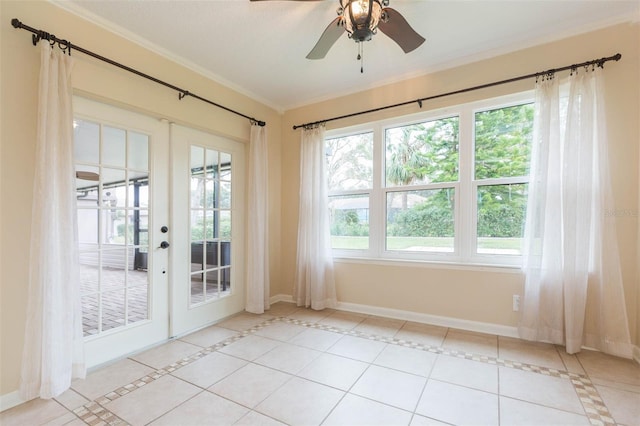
[75,118,150,336]
[189,145,233,306]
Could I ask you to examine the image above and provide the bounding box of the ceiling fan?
[250,0,425,61]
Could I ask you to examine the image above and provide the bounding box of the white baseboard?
[270,294,294,304]
[0,390,26,413]
[4,297,635,412]
[268,294,519,338]
[335,301,520,338]
[633,345,640,365]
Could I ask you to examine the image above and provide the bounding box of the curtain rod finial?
[11,18,22,28]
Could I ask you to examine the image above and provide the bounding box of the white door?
[74,97,170,368]
[169,124,245,336]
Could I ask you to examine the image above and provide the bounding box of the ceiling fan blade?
[306,16,344,60]
[377,8,425,54]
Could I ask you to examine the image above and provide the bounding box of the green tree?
[326,133,373,239]
[326,133,373,191]
[475,104,533,179]
[475,104,533,239]
[385,104,532,240]
[386,117,458,234]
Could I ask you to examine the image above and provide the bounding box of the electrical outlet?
[513,295,521,312]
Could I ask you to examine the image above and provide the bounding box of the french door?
[74,99,246,367]
[169,124,245,336]
[74,97,170,367]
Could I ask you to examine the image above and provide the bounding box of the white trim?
[46,0,639,112]
[269,294,518,337]
[333,255,523,274]
[0,391,26,413]
[269,295,640,362]
[335,301,519,338]
[633,345,640,366]
[270,294,294,305]
[284,13,640,111]
[4,299,635,413]
[49,1,282,113]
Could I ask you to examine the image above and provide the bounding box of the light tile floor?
[2,302,639,426]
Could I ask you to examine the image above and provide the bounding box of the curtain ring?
[58,40,71,56]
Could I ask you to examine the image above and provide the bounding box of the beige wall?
[1,0,639,404]
[281,23,640,344]
[0,0,282,398]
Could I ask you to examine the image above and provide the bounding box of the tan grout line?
[70,313,619,426]
[72,316,279,425]
[282,316,619,426]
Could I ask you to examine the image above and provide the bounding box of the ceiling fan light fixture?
[341,0,383,42]
[304,0,424,61]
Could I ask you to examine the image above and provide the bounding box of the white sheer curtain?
[20,43,85,400]
[294,125,337,310]
[519,68,632,358]
[245,124,270,314]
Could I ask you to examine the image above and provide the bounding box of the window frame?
[326,91,534,267]
[326,125,376,258]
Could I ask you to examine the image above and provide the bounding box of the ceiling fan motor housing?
[342,0,383,42]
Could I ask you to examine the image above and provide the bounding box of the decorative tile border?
[72,401,126,425]
[70,313,618,426]
[281,316,617,426]
[70,316,279,425]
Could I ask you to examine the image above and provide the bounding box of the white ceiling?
[57,0,638,112]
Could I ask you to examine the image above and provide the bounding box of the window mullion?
[328,188,371,197]
[370,123,384,257]
[475,176,529,186]
[458,106,474,261]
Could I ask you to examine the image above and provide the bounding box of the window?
[385,117,459,253]
[325,93,534,265]
[326,132,373,250]
[474,104,533,255]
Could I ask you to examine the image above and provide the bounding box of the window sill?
[332,255,524,274]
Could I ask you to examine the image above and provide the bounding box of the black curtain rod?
[11,18,266,127]
[293,53,622,130]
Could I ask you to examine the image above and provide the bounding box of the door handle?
[159,241,170,249]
